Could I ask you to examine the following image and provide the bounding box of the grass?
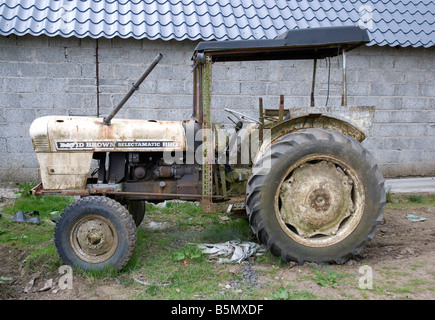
[1,190,435,300]
[0,192,74,273]
[385,193,435,209]
[270,285,317,300]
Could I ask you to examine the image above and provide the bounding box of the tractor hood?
[30,116,186,153]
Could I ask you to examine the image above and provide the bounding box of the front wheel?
[54,196,137,271]
[246,128,385,264]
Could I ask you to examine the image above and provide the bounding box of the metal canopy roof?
[0,0,433,48]
[194,25,370,61]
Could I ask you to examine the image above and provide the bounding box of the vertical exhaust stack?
[103,53,163,125]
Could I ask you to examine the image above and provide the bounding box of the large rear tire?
[246,128,385,264]
[127,200,146,227]
[54,196,137,271]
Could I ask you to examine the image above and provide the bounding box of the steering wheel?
[224,108,261,124]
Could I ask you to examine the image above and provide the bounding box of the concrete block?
[98,84,127,94]
[20,94,52,109]
[412,110,435,123]
[18,62,52,78]
[5,78,36,93]
[211,65,229,81]
[373,110,390,123]
[394,84,419,97]
[111,92,141,108]
[66,48,97,64]
[0,123,28,138]
[240,81,268,95]
[377,149,401,163]
[36,108,67,117]
[402,97,429,110]
[400,150,423,162]
[37,78,67,93]
[291,82,311,95]
[425,123,435,136]
[0,93,20,108]
[0,152,37,168]
[141,94,173,109]
[371,123,425,137]
[383,70,405,84]
[281,67,311,82]
[68,108,97,116]
[6,138,34,153]
[405,70,429,83]
[225,96,257,109]
[346,55,370,69]
[388,110,414,123]
[419,84,435,97]
[369,55,395,69]
[171,95,193,109]
[157,79,189,94]
[66,85,98,94]
[0,168,40,183]
[53,93,83,109]
[370,83,395,96]
[212,81,240,95]
[0,137,6,152]
[266,81,293,96]
[96,63,113,78]
[227,67,252,81]
[357,69,383,83]
[68,78,96,86]
[0,46,34,62]
[255,66,282,81]
[348,83,369,96]
[394,55,419,70]
[51,63,82,78]
[413,136,435,150]
[0,62,20,77]
[33,47,67,63]
[5,108,36,123]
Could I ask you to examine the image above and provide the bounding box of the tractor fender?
[272,114,366,143]
[253,113,370,168]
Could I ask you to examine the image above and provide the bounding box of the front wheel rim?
[70,214,119,264]
[275,154,365,248]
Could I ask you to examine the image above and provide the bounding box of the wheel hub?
[71,215,118,263]
[279,160,355,238]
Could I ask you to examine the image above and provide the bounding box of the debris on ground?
[406,214,427,222]
[11,211,41,224]
[197,240,266,263]
[37,278,53,292]
[133,277,170,287]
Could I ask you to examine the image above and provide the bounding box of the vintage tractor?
[29,26,385,271]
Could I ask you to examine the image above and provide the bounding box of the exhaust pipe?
[103,53,163,125]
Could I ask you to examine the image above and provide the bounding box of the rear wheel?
[246,128,385,264]
[54,196,137,271]
[127,200,146,227]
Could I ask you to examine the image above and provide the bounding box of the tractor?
[29,26,385,271]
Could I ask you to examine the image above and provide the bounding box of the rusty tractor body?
[29,26,385,270]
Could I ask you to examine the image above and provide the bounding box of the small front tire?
[54,196,137,271]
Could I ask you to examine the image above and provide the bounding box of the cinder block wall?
[0,34,434,182]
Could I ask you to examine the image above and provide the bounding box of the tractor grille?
[32,137,50,152]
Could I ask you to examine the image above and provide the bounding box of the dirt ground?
[1,189,434,300]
